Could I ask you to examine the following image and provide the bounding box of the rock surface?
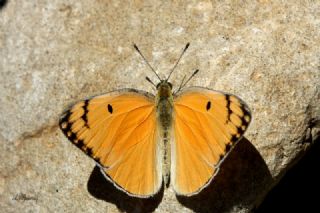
[0,1,319,212]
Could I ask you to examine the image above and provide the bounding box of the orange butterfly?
[59,43,251,197]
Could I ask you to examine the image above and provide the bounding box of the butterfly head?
[156,80,173,98]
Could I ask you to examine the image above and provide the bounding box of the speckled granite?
[0,1,319,212]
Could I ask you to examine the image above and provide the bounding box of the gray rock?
[1,1,319,212]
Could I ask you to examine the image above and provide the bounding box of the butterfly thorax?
[156,81,173,130]
[155,81,173,187]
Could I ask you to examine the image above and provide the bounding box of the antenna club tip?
[133,43,139,50]
[185,42,190,49]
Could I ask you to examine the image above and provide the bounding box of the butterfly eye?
[168,82,173,89]
[156,83,160,89]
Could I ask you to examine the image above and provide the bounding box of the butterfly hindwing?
[59,89,163,197]
[172,87,251,195]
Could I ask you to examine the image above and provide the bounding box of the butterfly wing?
[171,87,251,195]
[59,89,162,197]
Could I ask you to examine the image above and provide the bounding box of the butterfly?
[59,43,251,198]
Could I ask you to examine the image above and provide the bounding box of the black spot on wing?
[225,94,232,122]
[219,154,224,161]
[76,140,85,149]
[59,112,73,137]
[107,104,113,114]
[241,107,251,126]
[81,100,89,128]
[230,134,239,144]
[225,143,232,152]
[59,111,70,129]
[237,104,251,135]
[206,101,211,111]
[86,147,93,156]
[69,132,77,141]
[237,126,245,135]
[94,157,101,164]
[240,116,249,127]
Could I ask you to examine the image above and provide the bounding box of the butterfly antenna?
[166,43,190,81]
[133,44,162,81]
[145,76,157,88]
[175,75,186,94]
[174,69,199,94]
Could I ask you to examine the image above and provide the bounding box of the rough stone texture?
[0,1,319,212]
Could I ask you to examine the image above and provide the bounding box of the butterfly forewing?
[172,87,251,195]
[59,89,163,197]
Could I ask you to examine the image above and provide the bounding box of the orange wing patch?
[59,90,162,197]
[172,87,251,195]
